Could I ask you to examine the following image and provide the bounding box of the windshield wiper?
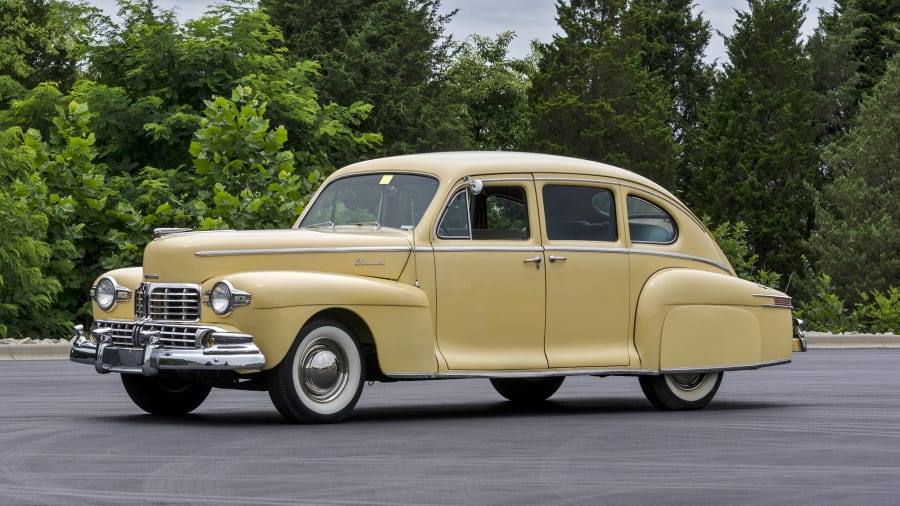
[350,221,381,229]
[305,221,335,229]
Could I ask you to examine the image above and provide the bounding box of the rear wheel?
[639,372,723,410]
[490,376,564,404]
[267,320,365,423]
[120,374,212,415]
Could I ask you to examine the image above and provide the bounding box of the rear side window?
[627,196,676,244]
[542,185,617,241]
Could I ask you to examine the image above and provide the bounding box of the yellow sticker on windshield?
[379,175,394,185]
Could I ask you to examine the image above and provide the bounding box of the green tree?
[445,32,532,150]
[808,0,900,145]
[688,0,817,280]
[808,56,899,302]
[0,0,99,91]
[185,85,320,230]
[0,127,65,338]
[625,0,714,188]
[260,0,462,158]
[528,0,679,188]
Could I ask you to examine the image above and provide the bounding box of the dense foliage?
[0,0,896,336]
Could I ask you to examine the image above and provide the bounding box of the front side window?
[627,196,676,244]
[300,173,439,230]
[437,185,529,240]
[542,185,617,241]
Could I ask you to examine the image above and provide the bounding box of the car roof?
[334,151,676,200]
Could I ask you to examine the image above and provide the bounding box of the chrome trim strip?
[386,368,657,379]
[386,359,791,379]
[544,246,630,254]
[432,246,544,253]
[661,359,791,374]
[195,246,411,257]
[627,249,731,273]
[534,176,620,186]
[761,304,794,309]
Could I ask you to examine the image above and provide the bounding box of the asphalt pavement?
[1,350,899,505]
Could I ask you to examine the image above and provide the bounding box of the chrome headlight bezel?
[203,280,251,316]
[90,276,132,312]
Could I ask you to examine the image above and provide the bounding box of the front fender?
[207,272,435,372]
[634,269,791,371]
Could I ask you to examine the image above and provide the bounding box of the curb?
[804,332,900,349]
[0,340,74,361]
[1,333,898,361]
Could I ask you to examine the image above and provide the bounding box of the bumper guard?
[70,324,266,376]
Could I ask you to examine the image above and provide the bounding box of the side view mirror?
[467,178,484,195]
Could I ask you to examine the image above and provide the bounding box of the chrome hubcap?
[300,339,348,403]
[668,373,705,391]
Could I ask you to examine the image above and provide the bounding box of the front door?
[433,176,547,370]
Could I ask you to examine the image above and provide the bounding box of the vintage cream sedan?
[71,152,807,423]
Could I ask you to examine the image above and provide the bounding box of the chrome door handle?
[523,256,542,264]
[549,255,567,262]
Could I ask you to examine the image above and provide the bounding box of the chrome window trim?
[626,195,679,245]
[435,188,472,239]
[195,246,412,257]
[534,176,620,186]
[432,246,544,253]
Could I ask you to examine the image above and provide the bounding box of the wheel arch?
[213,271,436,375]
[304,307,387,382]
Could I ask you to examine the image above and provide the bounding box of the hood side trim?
[195,246,412,257]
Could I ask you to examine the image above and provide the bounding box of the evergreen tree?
[529,0,679,188]
[808,0,900,145]
[808,56,899,301]
[688,0,817,280]
[259,0,462,158]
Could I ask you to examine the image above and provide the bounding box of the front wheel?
[266,320,365,423]
[490,376,565,404]
[639,372,723,410]
[120,374,212,415]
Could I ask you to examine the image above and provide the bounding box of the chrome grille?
[135,283,201,321]
[144,324,199,348]
[106,321,136,346]
[93,320,202,349]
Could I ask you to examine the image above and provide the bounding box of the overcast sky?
[87,0,836,65]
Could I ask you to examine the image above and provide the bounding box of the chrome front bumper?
[70,323,266,376]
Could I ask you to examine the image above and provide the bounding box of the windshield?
[299,173,440,230]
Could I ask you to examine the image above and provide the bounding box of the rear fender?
[634,269,789,371]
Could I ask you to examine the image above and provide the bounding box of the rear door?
[537,177,631,367]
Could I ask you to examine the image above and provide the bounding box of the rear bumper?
[792,318,808,352]
[70,323,266,375]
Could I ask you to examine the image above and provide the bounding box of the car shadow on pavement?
[82,397,797,427]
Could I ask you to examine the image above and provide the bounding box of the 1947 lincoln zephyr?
[71,152,807,423]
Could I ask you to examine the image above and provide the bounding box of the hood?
[142,228,412,283]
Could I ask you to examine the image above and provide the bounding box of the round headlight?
[209,281,233,315]
[94,277,117,311]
